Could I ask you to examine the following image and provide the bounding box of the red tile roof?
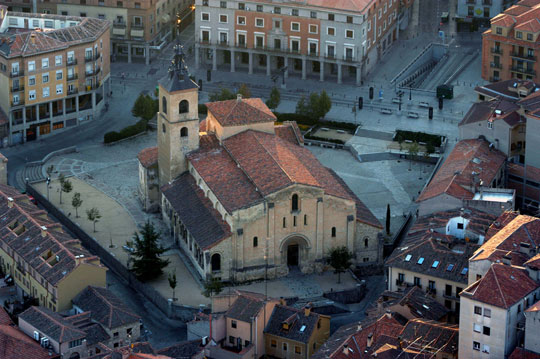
[0,307,12,325]
[509,347,540,359]
[417,139,506,202]
[526,298,540,312]
[461,263,539,308]
[0,323,60,359]
[205,97,276,127]
[525,253,540,269]
[137,147,158,168]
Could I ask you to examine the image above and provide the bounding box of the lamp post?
[46,177,50,200]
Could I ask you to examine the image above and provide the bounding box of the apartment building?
[0,8,111,145]
[193,0,402,85]
[0,184,107,312]
[457,0,517,23]
[481,0,540,83]
[460,78,540,212]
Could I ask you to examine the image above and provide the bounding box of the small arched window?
[162,96,167,114]
[291,194,299,211]
[180,127,188,137]
[253,236,258,247]
[162,123,166,133]
[283,217,286,228]
[179,100,189,114]
[364,237,369,248]
[331,227,336,237]
[211,253,221,272]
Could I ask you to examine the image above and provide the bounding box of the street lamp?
[46,177,50,200]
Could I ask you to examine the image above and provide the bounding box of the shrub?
[274,112,318,127]
[393,130,443,147]
[303,133,345,145]
[104,119,148,144]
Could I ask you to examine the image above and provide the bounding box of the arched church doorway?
[287,244,299,266]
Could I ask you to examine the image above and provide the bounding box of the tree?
[209,87,236,102]
[407,141,420,171]
[296,91,332,120]
[237,83,251,98]
[86,207,102,233]
[60,178,72,205]
[266,87,281,111]
[386,204,391,235]
[203,275,223,297]
[71,192,83,218]
[397,134,404,151]
[132,93,147,118]
[132,94,156,121]
[168,270,177,301]
[130,221,170,282]
[295,95,309,116]
[328,246,353,284]
[316,90,332,120]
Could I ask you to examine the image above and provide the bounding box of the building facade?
[0,8,111,145]
[194,0,403,85]
[481,0,540,83]
[457,0,516,23]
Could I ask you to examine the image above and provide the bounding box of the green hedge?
[394,130,443,147]
[304,133,345,145]
[104,119,148,144]
[274,113,357,133]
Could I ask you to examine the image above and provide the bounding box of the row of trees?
[296,90,332,120]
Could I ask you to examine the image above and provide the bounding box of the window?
[44,20,54,28]
[41,73,49,83]
[253,237,258,247]
[56,70,63,80]
[134,2,140,8]
[274,6,281,14]
[310,11,317,18]
[417,257,424,265]
[219,14,228,23]
[398,273,404,283]
[201,12,209,21]
[331,227,336,237]
[517,31,523,39]
[256,5,262,12]
[364,238,369,248]
[347,15,353,23]
[295,346,301,354]
[484,308,491,317]
[414,277,421,287]
[488,121,493,129]
[29,90,36,100]
[482,344,490,354]
[457,222,464,229]
[473,323,481,332]
[445,284,452,296]
[283,217,286,228]
[8,18,18,26]
[220,1,226,8]
[473,341,480,351]
[446,264,454,272]
[117,1,123,6]
[255,18,264,27]
[527,33,533,41]
[201,30,210,42]
[42,58,49,69]
[271,340,277,348]
[432,260,439,268]
[55,55,62,66]
[274,20,281,29]
[328,13,334,21]
[304,215,307,225]
[237,16,246,25]
[293,216,297,226]
[291,194,299,211]
[43,87,49,98]
[179,100,189,114]
[309,24,318,33]
[327,27,335,36]
[291,22,300,31]
[496,27,502,34]
[180,127,188,137]
[56,84,63,94]
[346,29,354,39]
[28,61,36,72]
[428,280,435,290]
[162,97,167,114]
[229,336,234,344]
[238,2,245,9]
[231,320,237,328]
[474,306,482,315]
[292,8,299,16]
[283,343,287,351]
[29,76,36,86]
[162,124,166,133]
[518,304,522,313]
[483,326,490,336]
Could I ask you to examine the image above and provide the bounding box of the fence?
[26,182,198,321]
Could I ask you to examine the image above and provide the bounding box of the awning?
[112,27,126,36]
[131,29,144,38]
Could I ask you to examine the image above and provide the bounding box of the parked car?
[407,112,420,119]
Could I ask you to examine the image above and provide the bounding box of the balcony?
[289,48,301,54]
[307,50,319,57]
[490,47,503,55]
[94,52,100,60]
[254,44,265,50]
[325,52,336,59]
[67,74,78,81]
[219,40,229,46]
[343,54,356,62]
[85,56,93,63]
[67,87,78,95]
[85,69,94,76]
[113,20,126,28]
[130,27,144,39]
[443,292,460,300]
[489,76,500,82]
[11,99,24,106]
[466,0,475,3]
[510,65,536,75]
[482,0,492,4]
[426,287,437,295]
[67,58,77,66]
[511,52,536,61]
[490,62,502,69]
[10,70,24,78]
[95,67,101,75]
[11,85,24,92]
[112,21,127,37]
[236,43,247,48]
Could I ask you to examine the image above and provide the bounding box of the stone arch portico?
[279,234,313,273]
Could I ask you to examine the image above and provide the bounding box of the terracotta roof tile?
[205,98,276,127]
[461,263,539,308]
[399,319,459,355]
[264,305,325,344]
[525,253,540,269]
[0,322,59,359]
[19,306,86,343]
[0,307,12,325]
[525,298,540,312]
[509,347,540,359]
[137,147,158,168]
[417,139,506,202]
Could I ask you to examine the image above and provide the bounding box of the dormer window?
[496,27,502,35]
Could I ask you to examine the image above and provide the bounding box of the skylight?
[432,261,439,268]
[422,304,429,310]
[299,325,306,332]
[417,257,425,265]
[405,254,412,262]
[447,264,455,272]
[472,157,482,164]
[461,267,468,275]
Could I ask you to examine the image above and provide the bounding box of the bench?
[407,112,419,119]
[418,102,430,108]
[337,130,346,134]
[392,98,402,104]
[380,108,393,115]
[320,127,330,131]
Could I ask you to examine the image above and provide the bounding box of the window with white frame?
[201,12,209,21]
[44,20,53,28]
[308,41,318,55]
[67,51,75,64]
[482,345,490,354]
[291,22,300,31]
[42,73,49,83]
[237,16,246,25]
[473,323,481,333]
[237,32,246,45]
[378,26,381,36]
[56,84,63,95]
[383,21,387,30]
[56,70,63,80]
[255,18,264,27]
[368,21,371,31]
[28,61,36,72]
[43,87,50,98]
[29,90,36,100]
[290,38,300,52]
[201,29,210,42]
[12,94,19,104]
[254,34,264,48]
[55,55,62,66]
[327,27,335,36]
[42,58,49,69]
[309,24,318,34]
[8,18,18,26]
[28,76,36,86]
[219,14,227,23]
[219,31,228,44]
[378,8,382,19]
[384,3,387,12]
[473,342,480,351]
[346,29,354,39]
[344,46,354,60]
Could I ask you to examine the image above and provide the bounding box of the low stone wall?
[323,281,367,304]
[26,183,198,321]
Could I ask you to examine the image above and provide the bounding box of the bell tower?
[157,43,199,186]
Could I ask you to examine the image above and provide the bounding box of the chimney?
[367,333,373,348]
[7,197,13,208]
[385,310,392,319]
[237,94,242,102]
[279,297,286,306]
[377,298,384,315]
[304,304,312,317]
[40,226,47,238]
[502,254,511,266]
[30,33,35,44]
[342,343,349,355]
[520,242,531,255]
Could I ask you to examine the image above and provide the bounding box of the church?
[137,45,383,283]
